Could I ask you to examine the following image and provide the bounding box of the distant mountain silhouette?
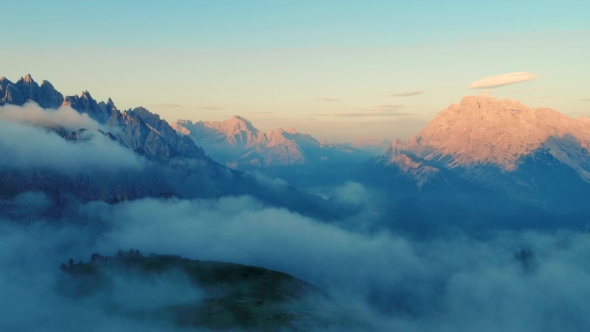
[174,117,387,169]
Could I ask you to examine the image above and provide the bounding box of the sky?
[1,0,589,142]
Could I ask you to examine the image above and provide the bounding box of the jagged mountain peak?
[0,74,64,109]
[23,74,34,83]
[15,74,35,84]
[63,90,115,123]
[80,90,93,99]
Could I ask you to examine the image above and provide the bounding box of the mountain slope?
[373,95,590,211]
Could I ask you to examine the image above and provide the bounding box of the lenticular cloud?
[469,72,538,89]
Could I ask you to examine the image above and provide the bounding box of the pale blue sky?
[2,1,589,141]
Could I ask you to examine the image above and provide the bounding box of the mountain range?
[3,73,590,331]
[2,74,590,231]
[173,117,389,169]
[0,75,337,220]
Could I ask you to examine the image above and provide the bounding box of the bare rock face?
[108,107,207,162]
[373,96,590,208]
[401,95,590,174]
[63,91,116,124]
[0,74,64,109]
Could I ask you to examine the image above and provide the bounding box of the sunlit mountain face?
[2,1,589,331]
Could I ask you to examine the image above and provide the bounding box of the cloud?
[197,106,223,111]
[469,72,538,89]
[577,98,590,102]
[325,110,414,117]
[150,104,183,108]
[0,121,143,172]
[91,197,590,330]
[0,102,101,132]
[314,98,340,102]
[389,91,424,97]
[3,193,590,330]
[0,219,191,332]
[376,104,404,109]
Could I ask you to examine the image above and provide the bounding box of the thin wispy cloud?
[469,72,538,89]
[151,104,183,108]
[538,96,556,99]
[376,104,404,109]
[245,111,275,114]
[197,106,223,111]
[325,110,413,117]
[314,98,340,102]
[577,98,590,102]
[389,91,424,97]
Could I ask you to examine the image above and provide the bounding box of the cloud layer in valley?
[469,72,538,89]
[2,192,590,331]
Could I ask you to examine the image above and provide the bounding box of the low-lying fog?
[2,191,590,331]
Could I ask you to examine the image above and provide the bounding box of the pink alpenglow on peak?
[369,95,590,192]
[393,95,590,174]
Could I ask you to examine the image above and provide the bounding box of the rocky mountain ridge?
[0,75,338,219]
[0,74,63,109]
